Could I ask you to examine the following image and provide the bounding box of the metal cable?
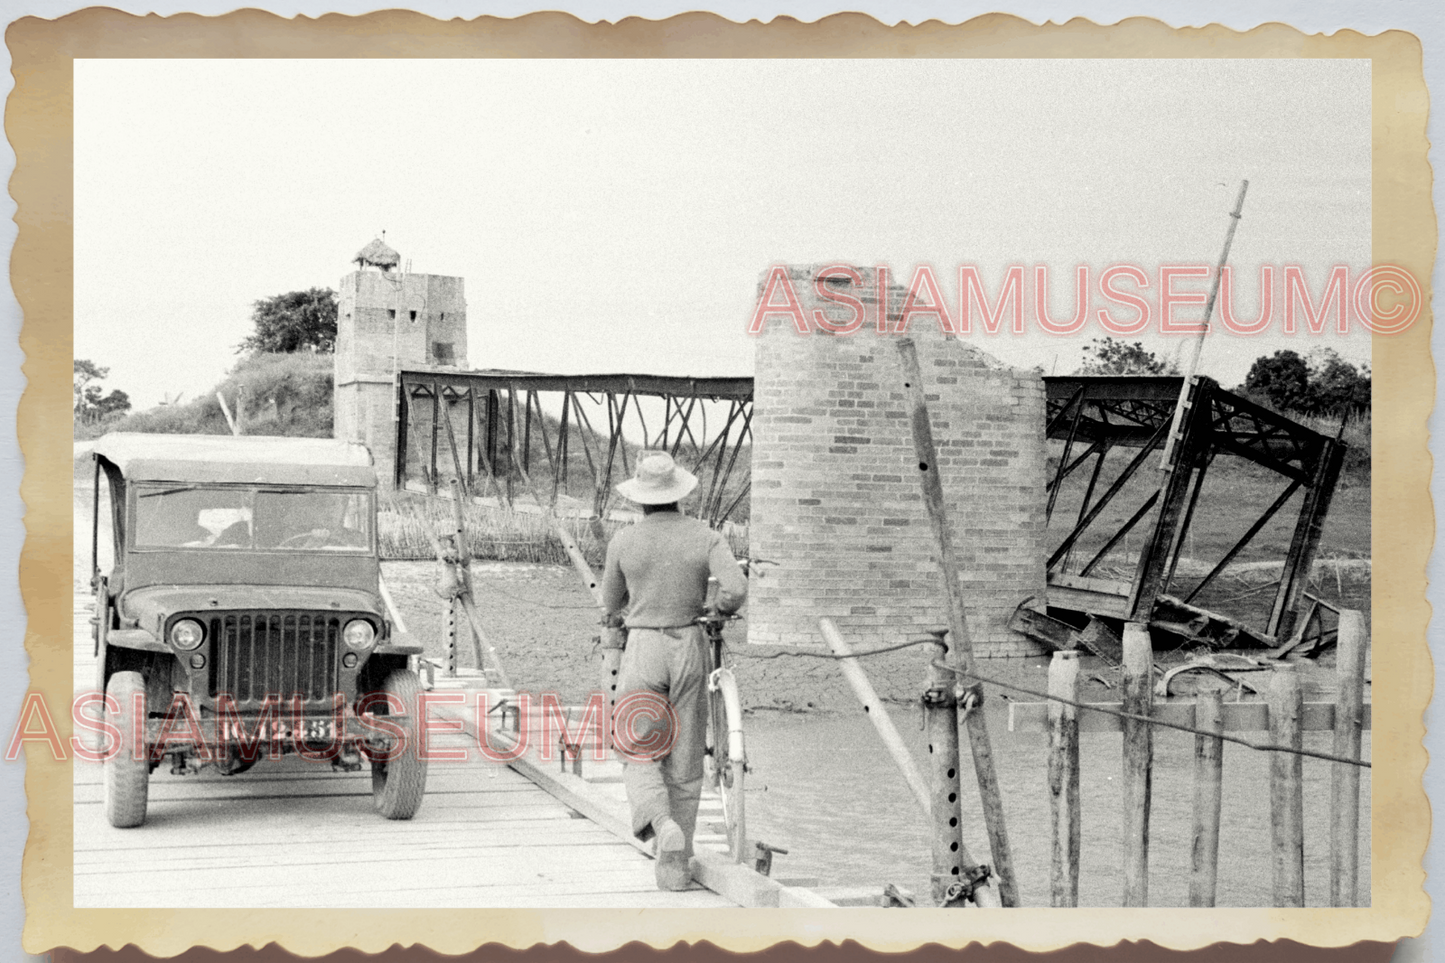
[730,638,941,661]
[725,639,1370,768]
[932,659,1370,770]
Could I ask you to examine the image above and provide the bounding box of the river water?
[739,706,1370,908]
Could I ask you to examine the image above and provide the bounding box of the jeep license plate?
[220,720,336,742]
[299,719,336,741]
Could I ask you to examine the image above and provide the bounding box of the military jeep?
[88,433,427,828]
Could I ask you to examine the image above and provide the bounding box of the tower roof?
[354,237,400,270]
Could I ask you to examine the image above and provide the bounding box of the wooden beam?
[1047,651,1081,907]
[1269,665,1305,906]
[1130,379,1212,621]
[1188,691,1224,907]
[1121,624,1153,907]
[1008,699,1371,734]
[894,339,1017,908]
[1330,610,1367,906]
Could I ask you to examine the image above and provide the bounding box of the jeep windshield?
[133,485,374,553]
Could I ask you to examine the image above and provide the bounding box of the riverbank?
[382,559,1364,712]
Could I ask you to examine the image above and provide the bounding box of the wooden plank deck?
[72,594,739,909]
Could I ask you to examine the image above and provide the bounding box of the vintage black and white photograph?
[68,56,1378,913]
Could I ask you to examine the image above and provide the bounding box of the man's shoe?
[652,817,691,891]
[655,850,691,891]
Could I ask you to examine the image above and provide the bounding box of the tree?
[237,288,339,354]
[74,358,131,419]
[1305,348,1371,415]
[1243,350,1311,412]
[1243,348,1369,416]
[84,386,132,416]
[74,358,108,412]
[1075,338,1178,376]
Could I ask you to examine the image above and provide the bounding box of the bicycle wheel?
[708,666,747,862]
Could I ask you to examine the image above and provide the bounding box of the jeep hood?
[120,584,385,635]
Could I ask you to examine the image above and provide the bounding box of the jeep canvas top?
[88,433,427,828]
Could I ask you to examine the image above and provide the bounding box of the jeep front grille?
[209,612,342,706]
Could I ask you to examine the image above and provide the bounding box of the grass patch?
[377,489,749,566]
[75,352,333,440]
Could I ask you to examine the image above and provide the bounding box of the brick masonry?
[746,263,1049,689]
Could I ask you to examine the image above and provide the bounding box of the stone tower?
[333,237,468,480]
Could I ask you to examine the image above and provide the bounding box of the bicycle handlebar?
[694,611,741,627]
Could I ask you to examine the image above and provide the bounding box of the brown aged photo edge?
[7,9,1434,957]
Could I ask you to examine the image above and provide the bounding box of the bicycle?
[696,608,747,864]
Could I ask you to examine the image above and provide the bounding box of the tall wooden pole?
[1047,651,1081,907]
[894,338,1017,907]
[1160,180,1249,473]
[818,618,931,811]
[1121,622,1153,906]
[1330,609,1367,907]
[1269,664,1306,906]
[1189,690,1225,907]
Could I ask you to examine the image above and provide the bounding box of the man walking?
[601,452,748,891]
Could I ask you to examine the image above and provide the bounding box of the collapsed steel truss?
[391,366,1344,645]
[1043,375,1345,643]
[394,366,755,527]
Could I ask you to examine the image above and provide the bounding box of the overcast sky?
[74,58,1371,407]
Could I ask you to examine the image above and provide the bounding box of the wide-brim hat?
[615,452,699,505]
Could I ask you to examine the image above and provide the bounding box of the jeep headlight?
[169,618,205,651]
[343,619,375,650]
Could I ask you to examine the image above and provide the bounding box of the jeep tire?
[370,668,427,820]
[104,671,149,828]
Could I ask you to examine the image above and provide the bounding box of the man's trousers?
[614,625,709,855]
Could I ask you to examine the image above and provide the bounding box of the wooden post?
[894,339,1017,907]
[448,480,481,671]
[818,618,996,908]
[235,385,247,434]
[216,392,239,435]
[1047,651,1081,907]
[1269,663,1305,906]
[1189,690,1224,907]
[1121,621,1153,907]
[924,648,964,906]
[443,597,459,676]
[1330,610,1367,906]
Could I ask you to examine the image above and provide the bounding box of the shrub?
[85,353,333,438]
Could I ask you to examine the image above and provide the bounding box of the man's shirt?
[601,511,748,628]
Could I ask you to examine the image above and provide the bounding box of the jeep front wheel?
[369,668,427,820]
[104,671,149,828]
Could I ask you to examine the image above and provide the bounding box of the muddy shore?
[385,560,1355,713]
